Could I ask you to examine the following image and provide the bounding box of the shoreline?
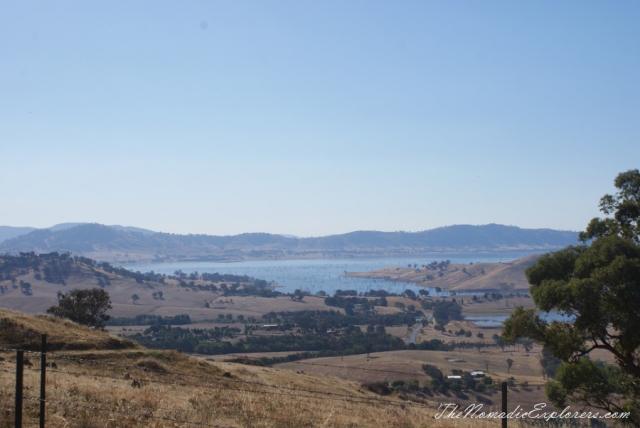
[79,248,548,266]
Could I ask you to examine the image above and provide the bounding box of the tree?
[365,343,373,358]
[46,288,112,329]
[403,289,417,300]
[432,300,462,332]
[131,294,140,305]
[492,334,506,352]
[506,358,514,374]
[292,289,305,302]
[503,170,640,423]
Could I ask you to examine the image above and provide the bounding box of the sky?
[1,1,639,237]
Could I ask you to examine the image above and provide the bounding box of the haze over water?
[125,250,541,296]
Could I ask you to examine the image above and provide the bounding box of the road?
[406,313,432,344]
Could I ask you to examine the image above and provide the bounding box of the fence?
[3,333,452,427]
[3,333,606,428]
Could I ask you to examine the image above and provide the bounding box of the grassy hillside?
[346,255,540,291]
[0,308,508,428]
[0,252,330,320]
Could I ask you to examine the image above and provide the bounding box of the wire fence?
[1,335,445,427]
[0,347,431,408]
[4,327,600,428]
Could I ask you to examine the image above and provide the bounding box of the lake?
[124,250,542,296]
[465,312,574,327]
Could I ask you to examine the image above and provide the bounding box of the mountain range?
[0,223,579,263]
[0,223,155,243]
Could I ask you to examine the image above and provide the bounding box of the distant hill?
[0,223,579,263]
[0,223,155,245]
[48,222,156,235]
[0,226,37,243]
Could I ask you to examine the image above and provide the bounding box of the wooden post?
[40,334,47,428]
[501,381,507,428]
[15,350,24,428]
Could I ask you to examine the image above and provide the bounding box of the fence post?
[501,381,507,428]
[15,350,24,428]
[40,334,47,428]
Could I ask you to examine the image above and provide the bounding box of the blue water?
[465,312,574,327]
[124,251,541,296]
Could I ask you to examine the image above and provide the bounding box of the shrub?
[224,357,265,367]
[391,380,405,388]
[362,382,392,395]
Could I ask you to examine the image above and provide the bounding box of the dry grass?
[0,311,594,427]
[346,255,540,292]
[0,268,336,321]
[1,348,488,428]
[276,348,554,416]
[0,309,521,428]
[0,308,138,352]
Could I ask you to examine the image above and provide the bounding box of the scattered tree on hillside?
[19,280,32,296]
[539,348,562,380]
[131,294,140,305]
[492,334,506,352]
[431,299,463,333]
[506,358,514,374]
[403,289,417,300]
[521,338,534,353]
[291,289,305,302]
[46,288,112,329]
[503,169,640,423]
[365,343,373,358]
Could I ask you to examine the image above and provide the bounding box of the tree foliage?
[46,288,112,329]
[503,169,640,424]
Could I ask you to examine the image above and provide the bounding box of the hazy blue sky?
[2,1,639,236]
